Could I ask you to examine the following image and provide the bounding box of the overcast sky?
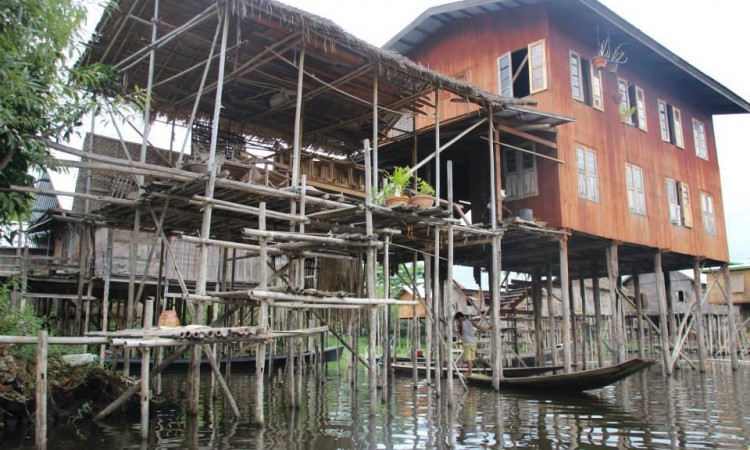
[59,0,750,260]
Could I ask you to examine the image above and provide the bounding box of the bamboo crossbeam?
[242,228,376,247]
[191,195,308,223]
[111,326,329,348]
[0,336,108,345]
[6,185,137,207]
[179,235,354,261]
[247,290,418,306]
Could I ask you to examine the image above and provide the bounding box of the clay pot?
[158,310,181,327]
[385,195,409,208]
[409,194,435,210]
[591,55,607,70]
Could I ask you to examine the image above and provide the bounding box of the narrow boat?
[391,362,563,378]
[112,345,345,372]
[466,358,655,392]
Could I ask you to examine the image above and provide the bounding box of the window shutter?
[679,182,693,228]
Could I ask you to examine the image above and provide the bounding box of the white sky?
[54,0,750,260]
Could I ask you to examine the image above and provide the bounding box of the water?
[5,361,750,449]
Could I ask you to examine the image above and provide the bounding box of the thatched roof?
[82,0,534,156]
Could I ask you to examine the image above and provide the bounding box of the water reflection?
[4,362,750,449]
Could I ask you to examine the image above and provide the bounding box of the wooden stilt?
[654,252,672,375]
[568,276,578,369]
[446,161,455,400]
[364,139,378,416]
[424,257,433,386]
[546,254,558,366]
[140,298,154,440]
[432,227,441,397]
[411,253,419,387]
[100,228,112,366]
[633,265,645,359]
[579,276,588,370]
[693,260,707,372]
[606,243,624,364]
[36,330,48,450]
[722,264,739,370]
[382,234,390,402]
[533,269,544,366]
[559,237,572,373]
[592,263,604,367]
[254,202,268,425]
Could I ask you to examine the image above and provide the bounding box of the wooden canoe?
[466,358,655,392]
[391,362,564,378]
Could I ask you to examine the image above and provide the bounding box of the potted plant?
[409,177,436,210]
[384,166,411,207]
[592,38,610,71]
[606,44,628,73]
[618,104,637,123]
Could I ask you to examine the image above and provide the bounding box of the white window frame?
[497,52,513,98]
[666,178,681,225]
[658,100,671,142]
[625,164,646,215]
[528,39,548,94]
[576,144,599,202]
[617,78,633,125]
[693,118,708,160]
[590,64,604,111]
[635,86,647,131]
[503,144,539,200]
[672,107,684,149]
[701,191,717,235]
[570,51,584,102]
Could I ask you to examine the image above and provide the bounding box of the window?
[590,65,604,110]
[634,86,647,131]
[497,40,547,98]
[658,100,671,142]
[625,164,646,215]
[617,79,633,125]
[503,145,538,200]
[570,51,584,101]
[672,107,684,148]
[529,40,547,93]
[576,145,599,202]
[701,191,716,235]
[666,178,693,228]
[497,52,513,97]
[693,119,708,160]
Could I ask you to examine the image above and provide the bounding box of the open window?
[692,118,708,160]
[658,100,684,148]
[576,144,599,202]
[570,51,603,110]
[625,164,646,215]
[700,191,716,235]
[666,178,693,227]
[497,40,547,98]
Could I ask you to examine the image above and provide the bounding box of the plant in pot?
[409,177,436,210]
[606,43,628,73]
[592,37,610,71]
[618,104,637,123]
[384,166,412,207]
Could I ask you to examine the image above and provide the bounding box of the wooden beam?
[497,124,557,149]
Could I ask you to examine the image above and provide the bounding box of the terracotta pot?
[591,55,608,70]
[385,195,409,208]
[158,310,181,327]
[409,194,435,210]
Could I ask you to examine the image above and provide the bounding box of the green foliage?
[0,0,140,232]
[416,177,435,196]
[0,281,43,359]
[385,166,412,196]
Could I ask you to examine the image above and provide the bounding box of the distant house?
[705,264,750,326]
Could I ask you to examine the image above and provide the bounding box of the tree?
[0,0,131,241]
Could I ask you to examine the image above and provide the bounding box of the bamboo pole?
[606,243,624,364]
[446,161,455,400]
[381,234,390,402]
[579,276,588,370]
[592,263,604,367]
[546,254,558,366]
[489,114,503,389]
[291,47,306,188]
[35,330,48,450]
[432,227,441,397]
[411,253,419,387]
[533,269,544,365]
[424,257,433,386]
[202,344,240,418]
[634,266,645,359]
[364,138,378,417]
[140,298,154,440]
[254,203,268,425]
[100,229,113,366]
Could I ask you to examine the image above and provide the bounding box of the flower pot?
[606,62,619,73]
[158,310,181,327]
[409,194,435,210]
[385,195,409,208]
[619,114,630,124]
[591,55,608,70]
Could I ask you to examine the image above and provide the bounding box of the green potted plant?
[592,37,610,71]
[409,177,436,210]
[618,104,637,123]
[384,166,412,207]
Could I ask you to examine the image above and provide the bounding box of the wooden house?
[705,264,750,327]
[381,0,750,369]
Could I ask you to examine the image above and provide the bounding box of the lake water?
[5,360,750,449]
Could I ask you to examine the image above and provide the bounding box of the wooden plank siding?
[404,5,728,262]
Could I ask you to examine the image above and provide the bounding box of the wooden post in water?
[654,252,672,375]
[591,262,604,367]
[722,264,739,370]
[568,276,578,369]
[446,161,455,400]
[364,139,378,416]
[633,266,645,359]
[141,297,154,440]
[36,330,48,450]
[424,256,433,386]
[559,236,572,373]
[606,243,623,364]
[546,254,558,366]
[382,234,390,402]
[432,228,441,397]
[533,269,544,366]
[693,260,707,372]
[255,202,268,425]
[579,276,588,370]
[411,253,419,387]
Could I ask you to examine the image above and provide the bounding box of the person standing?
[454,312,490,376]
